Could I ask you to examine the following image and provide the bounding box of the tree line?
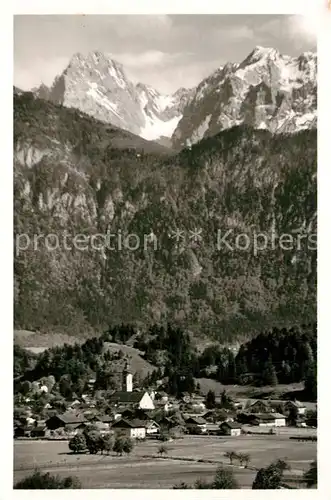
[14,322,317,401]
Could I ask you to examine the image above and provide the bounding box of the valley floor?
[14,433,316,489]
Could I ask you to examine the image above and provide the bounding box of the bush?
[189,425,203,435]
[158,431,169,441]
[85,431,102,454]
[102,434,114,454]
[157,445,168,457]
[213,467,239,489]
[68,433,86,453]
[113,436,133,455]
[14,470,81,489]
[172,467,239,489]
[195,479,212,489]
[173,482,191,489]
[252,459,290,489]
[122,437,134,455]
[303,460,317,488]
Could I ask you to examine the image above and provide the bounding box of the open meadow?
[14,434,317,489]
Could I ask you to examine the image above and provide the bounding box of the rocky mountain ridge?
[31,46,316,148]
[172,46,317,148]
[33,51,193,142]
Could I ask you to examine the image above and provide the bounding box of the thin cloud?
[116,50,179,68]
[14,15,316,94]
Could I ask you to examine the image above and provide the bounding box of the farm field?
[14,434,317,489]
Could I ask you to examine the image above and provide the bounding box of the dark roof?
[109,391,145,403]
[249,400,270,407]
[220,421,241,429]
[185,416,206,425]
[47,413,86,425]
[111,418,146,429]
[32,425,46,432]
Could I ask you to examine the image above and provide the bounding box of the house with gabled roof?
[109,362,154,410]
[45,412,86,430]
[145,420,160,435]
[111,418,146,439]
[247,400,271,413]
[185,415,207,433]
[219,421,242,436]
[284,400,306,415]
[109,391,155,410]
[252,412,286,427]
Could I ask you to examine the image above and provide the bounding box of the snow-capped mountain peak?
[244,46,280,64]
[32,47,316,148]
[43,51,193,142]
[172,46,317,149]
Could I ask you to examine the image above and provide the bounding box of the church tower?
[122,361,133,392]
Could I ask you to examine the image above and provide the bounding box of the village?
[14,361,317,441]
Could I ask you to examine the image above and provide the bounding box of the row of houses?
[15,412,243,439]
[15,363,312,440]
[15,405,289,440]
[247,399,306,416]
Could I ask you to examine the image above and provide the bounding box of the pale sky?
[14,15,317,94]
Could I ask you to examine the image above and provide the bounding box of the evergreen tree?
[205,390,216,409]
[304,362,317,401]
[227,351,237,383]
[261,360,278,386]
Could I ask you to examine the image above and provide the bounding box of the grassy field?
[14,434,316,489]
[195,377,307,399]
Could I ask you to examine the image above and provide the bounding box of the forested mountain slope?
[14,92,317,341]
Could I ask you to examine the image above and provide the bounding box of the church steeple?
[122,360,133,392]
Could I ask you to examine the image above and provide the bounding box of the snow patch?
[140,112,182,140]
[257,121,268,130]
[108,65,126,89]
[154,94,175,112]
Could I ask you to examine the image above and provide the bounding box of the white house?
[111,418,146,439]
[109,362,155,410]
[219,421,242,436]
[145,420,160,435]
[253,413,286,427]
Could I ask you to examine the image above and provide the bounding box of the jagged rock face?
[49,52,145,136]
[40,51,193,142]
[32,47,316,148]
[172,47,317,149]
